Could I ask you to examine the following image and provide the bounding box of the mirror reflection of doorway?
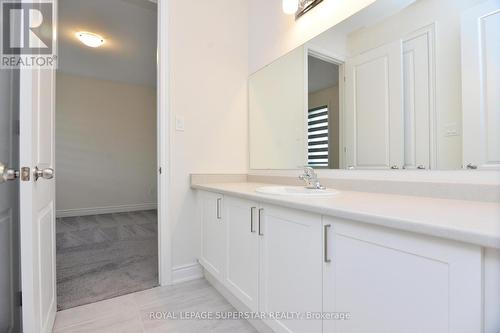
[307,54,342,169]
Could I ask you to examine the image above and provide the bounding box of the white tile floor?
[53,278,257,333]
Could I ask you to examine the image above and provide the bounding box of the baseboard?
[172,262,203,284]
[56,203,157,218]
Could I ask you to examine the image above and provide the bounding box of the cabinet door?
[461,0,500,170]
[259,205,322,333]
[323,217,482,333]
[225,197,259,312]
[199,191,225,280]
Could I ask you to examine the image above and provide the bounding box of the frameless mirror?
[249,0,500,170]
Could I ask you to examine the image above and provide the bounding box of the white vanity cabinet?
[199,191,225,280]
[198,189,489,333]
[323,216,483,333]
[224,196,260,312]
[259,205,323,333]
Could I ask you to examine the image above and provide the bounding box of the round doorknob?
[0,162,19,183]
[34,167,54,181]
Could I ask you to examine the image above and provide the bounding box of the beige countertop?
[192,182,500,250]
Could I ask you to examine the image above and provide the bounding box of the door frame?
[156,0,172,286]
[19,4,172,326]
[305,46,346,169]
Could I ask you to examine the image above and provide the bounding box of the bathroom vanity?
[193,181,500,333]
[193,0,500,332]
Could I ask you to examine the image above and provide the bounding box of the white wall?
[56,73,157,215]
[168,0,249,268]
[249,0,377,73]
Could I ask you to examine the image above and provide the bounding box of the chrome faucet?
[299,166,326,190]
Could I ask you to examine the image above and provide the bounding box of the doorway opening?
[307,53,343,169]
[55,0,158,310]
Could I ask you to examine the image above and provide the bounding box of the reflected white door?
[462,0,500,170]
[19,2,58,330]
[345,40,403,169]
[402,26,435,170]
[0,69,21,332]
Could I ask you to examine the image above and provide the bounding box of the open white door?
[19,1,58,332]
[344,40,403,169]
[461,0,500,170]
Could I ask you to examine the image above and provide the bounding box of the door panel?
[462,0,500,169]
[403,27,434,170]
[19,24,57,333]
[200,191,225,279]
[225,197,259,312]
[324,217,482,333]
[345,41,403,169]
[259,205,322,333]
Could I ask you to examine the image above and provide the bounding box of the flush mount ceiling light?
[283,0,324,19]
[76,31,105,48]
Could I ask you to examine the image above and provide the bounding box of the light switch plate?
[175,116,185,131]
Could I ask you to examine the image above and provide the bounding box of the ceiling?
[308,56,339,93]
[58,0,157,87]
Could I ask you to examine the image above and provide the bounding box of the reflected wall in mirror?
[249,0,500,171]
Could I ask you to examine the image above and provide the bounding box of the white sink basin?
[255,186,339,197]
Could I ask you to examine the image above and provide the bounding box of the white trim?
[172,262,204,284]
[157,0,172,286]
[56,203,157,218]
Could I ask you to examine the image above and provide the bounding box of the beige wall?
[309,85,340,169]
[168,0,249,267]
[55,73,157,214]
[249,0,376,73]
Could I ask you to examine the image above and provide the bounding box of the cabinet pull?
[258,208,264,236]
[324,224,331,263]
[216,198,222,220]
[250,207,256,233]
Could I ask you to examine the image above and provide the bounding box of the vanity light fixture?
[76,31,105,48]
[283,0,324,19]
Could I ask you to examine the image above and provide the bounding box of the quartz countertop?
[192,182,500,250]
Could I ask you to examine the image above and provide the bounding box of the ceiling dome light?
[76,32,105,48]
[282,0,299,15]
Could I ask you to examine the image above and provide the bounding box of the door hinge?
[159,167,162,174]
[18,291,22,307]
[15,119,20,136]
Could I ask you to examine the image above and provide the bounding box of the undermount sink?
[255,186,339,197]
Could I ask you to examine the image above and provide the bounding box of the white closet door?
[345,40,403,169]
[402,26,435,170]
[462,0,500,170]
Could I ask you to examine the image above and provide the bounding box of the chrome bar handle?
[250,207,257,233]
[258,208,264,236]
[216,198,222,220]
[324,224,332,263]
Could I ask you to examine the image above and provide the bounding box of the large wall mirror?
[249,0,500,170]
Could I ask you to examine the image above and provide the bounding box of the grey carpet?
[56,210,158,310]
